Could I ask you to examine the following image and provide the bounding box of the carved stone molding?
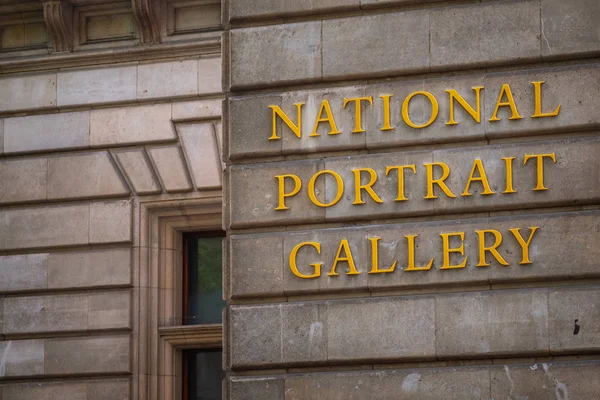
[132,0,160,44]
[41,0,73,52]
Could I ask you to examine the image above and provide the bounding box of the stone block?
[322,11,429,80]
[0,253,47,292]
[87,379,131,400]
[147,145,193,192]
[47,151,130,200]
[0,157,47,204]
[430,0,540,69]
[0,119,3,154]
[3,204,89,250]
[229,377,284,400]
[281,303,328,364]
[229,0,358,20]
[3,294,88,334]
[229,22,321,89]
[90,103,176,147]
[541,0,600,59]
[228,159,326,229]
[549,287,600,353]
[4,111,89,154]
[87,290,131,330]
[57,65,137,106]
[172,99,222,121]
[0,72,56,112]
[178,123,222,189]
[198,57,222,94]
[45,335,131,374]
[89,200,132,244]
[137,60,198,100]
[0,339,44,377]
[490,362,600,399]
[47,248,131,289]
[113,148,161,195]
[435,290,549,358]
[1,381,87,400]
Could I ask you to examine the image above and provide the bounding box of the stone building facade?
[0,0,598,399]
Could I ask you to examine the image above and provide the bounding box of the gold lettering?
[502,157,517,194]
[402,91,439,129]
[329,239,360,276]
[289,242,322,279]
[311,99,341,137]
[440,232,467,269]
[489,84,523,121]
[368,237,397,274]
[386,165,417,201]
[352,168,384,205]
[424,162,457,199]
[274,174,301,210]
[445,86,484,125]
[379,94,394,131]
[475,229,509,267]
[531,81,561,118]
[509,227,539,264]
[524,153,556,191]
[405,234,434,271]
[268,103,304,140]
[343,96,373,133]
[308,170,344,207]
[462,159,495,196]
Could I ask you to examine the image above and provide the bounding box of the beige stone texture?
[0,119,3,154]
[87,290,132,330]
[229,0,359,20]
[47,248,132,289]
[57,65,137,106]
[0,72,56,112]
[113,148,162,195]
[87,379,131,400]
[90,103,176,146]
[1,381,88,400]
[138,59,198,100]
[541,0,600,59]
[230,304,281,368]
[47,151,130,200]
[44,336,131,375]
[430,1,541,69]
[322,11,430,80]
[178,122,222,189]
[0,339,44,377]
[3,111,90,154]
[0,253,47,292]
[229,22,322,89]
[171,99,222,121]
[89,199,133,244]
[147,145,193,192]
[230,377,284,400]
[198,57,222,94]
[0,157,47,204]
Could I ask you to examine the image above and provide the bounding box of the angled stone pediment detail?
[131,0,160,44]
[41,0,73,52]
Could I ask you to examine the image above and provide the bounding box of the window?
[181,232,225,400]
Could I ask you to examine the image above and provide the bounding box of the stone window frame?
[136,192,224,400]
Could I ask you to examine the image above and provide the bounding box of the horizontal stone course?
[0,379,130,400]
[229,361,600,399]
[228,136,600,228]
[229,286,599,368]
[229,0,359,21]
[228,63,600,159]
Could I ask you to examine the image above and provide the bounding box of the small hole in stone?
[573,319,580,335]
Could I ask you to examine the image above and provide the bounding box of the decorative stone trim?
[41,0,73,52]
[132,0,161,44]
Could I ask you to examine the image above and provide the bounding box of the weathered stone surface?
[87,379,131,400]
[147,145,193,192]
[90,103,176,147]
[0,72,56,112]
[430,0,540,68]
[87,290,131,330]
[138,60,198,100]
[0,253,47,292]
[89,200,133,244]
[171,99,222,121]
[281,303,328,364]
[230,22,321,89]
[45,335,131,374]
[322,11,429,80]
[179,123,222,189]
[198,57,222,94]
[229,377,284,400]
[541,0,600,59]
[47,151,130,200]
[0,339,44,377]
[113,148,162,195]
[57,65,137,106]
[549,287,600,353]
[47,248,131,289]
[229,0,359,20]
[0,157,47,204]
[435,290,549,358]
[4,111,89,154]
[230,304,281,368]
[0,379,131,400]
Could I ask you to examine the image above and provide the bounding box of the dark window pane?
[185,234,225,325]
[184,350,223,400]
